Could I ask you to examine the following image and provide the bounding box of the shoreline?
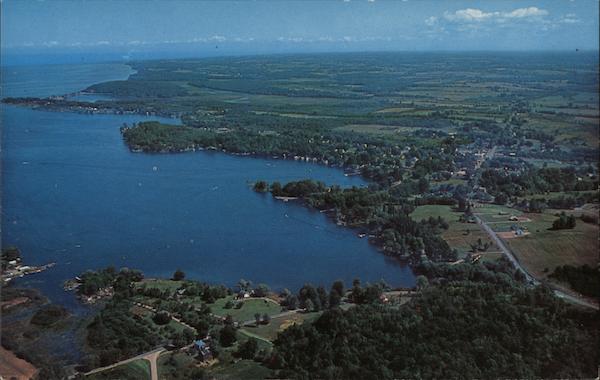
[1,96,183,120]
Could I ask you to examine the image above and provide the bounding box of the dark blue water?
[1,63,414,310]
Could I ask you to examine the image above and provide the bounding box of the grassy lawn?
[136,279,183,292]
[237,329,274,350]
[211,296,283,323]
[205,359,272,380]
[517,190,598,201]
[410,205,499,257]
[130,305,190,335]
[432,178,468,187]
[335,124,420,136]
[239,312,321,342]
[157,352,195,379]
[87,359,150,380]
[472,204,522,223]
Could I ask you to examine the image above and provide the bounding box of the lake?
[1,62,414,309]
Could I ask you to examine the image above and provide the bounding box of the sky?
[1,0,598,64]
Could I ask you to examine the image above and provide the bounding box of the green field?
[137,278,184,292]
[239,311,321,342]
[516,190,598,201]
[472,205,599,293]
[87,359,150,380]
[211,296,283,323]
[130,304,190,334]
[502,211,599,281]
[205,359,271,380]
[157,352,195,379]
[410,205,499,257]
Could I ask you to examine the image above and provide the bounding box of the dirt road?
[84,346,165,380]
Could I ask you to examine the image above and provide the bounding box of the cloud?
[504,7,548,18]
[444,8,494,22]
[558,13,581,24]
[425,16,438,26]
[443,7,548,23]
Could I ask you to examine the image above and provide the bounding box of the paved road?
[476,215,598,310]
[552,289,599,310]
[84,347,165,379]
[475,215,537,284]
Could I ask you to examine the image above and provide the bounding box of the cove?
[1,62,415,309]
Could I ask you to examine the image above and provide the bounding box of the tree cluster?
[270,264,598,379]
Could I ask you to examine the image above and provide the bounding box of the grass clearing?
[239,312,321,342]
[136,279,183,292]
[211,296,283,323]
[157,352,196,379]
[503,211,599,281]
[87,359,150,380]
[432,178,468,187]
[410,205,499,256]
[129,304,190,334]
[206,359,271,380]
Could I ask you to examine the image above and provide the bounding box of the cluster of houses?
[79,286,115,304]
[1,258,55,284]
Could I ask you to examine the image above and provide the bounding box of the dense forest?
[271,263,599,379]
[550,264,599,298]
[480,167,598,199]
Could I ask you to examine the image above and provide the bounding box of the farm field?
[502,211,599,280]
[410,205,499,257]
[473,204,598,294]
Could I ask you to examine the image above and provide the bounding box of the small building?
[236,291,250,300]
[192,340,213,361]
